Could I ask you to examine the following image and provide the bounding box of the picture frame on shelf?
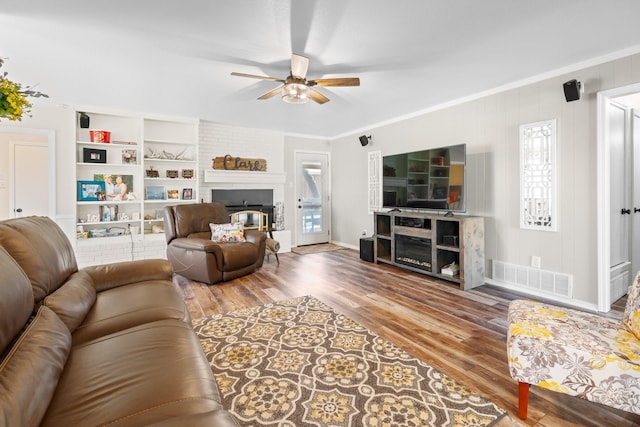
[182,169,194,179]
[82,147,107,163]
[167,189,180,199]
[182,188,193,200]
[166,169,179,179]
[77,181,106,201]
[146,185,166,200]
[99,205,118,222]
[121,149,137,164]
[146,167,159,178]
[94,174,133,201]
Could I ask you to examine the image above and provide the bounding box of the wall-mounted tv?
[382,144,466,212]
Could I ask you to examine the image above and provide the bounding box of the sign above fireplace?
[213,154,267,172]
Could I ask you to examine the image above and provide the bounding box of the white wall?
[331,52,640,306]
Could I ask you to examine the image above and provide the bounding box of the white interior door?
[295,151,330,246]
[633,110,640,277]
[608,101,632,302]
[10,139,49,217]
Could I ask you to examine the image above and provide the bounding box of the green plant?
[0,58,48,121]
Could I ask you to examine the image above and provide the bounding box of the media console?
[373,211,484,290]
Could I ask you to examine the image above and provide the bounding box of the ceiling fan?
[231,53,360,104]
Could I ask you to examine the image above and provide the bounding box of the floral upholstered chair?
[507,271,640,419]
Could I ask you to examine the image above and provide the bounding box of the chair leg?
[274,252,279,264]
[518,382,530,420]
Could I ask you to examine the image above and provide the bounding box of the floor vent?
[492,260,573,298]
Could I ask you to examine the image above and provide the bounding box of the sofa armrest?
[244,229,267,245]
[169,236,224,253]
[83,259,174,292]
[147,409,240,427]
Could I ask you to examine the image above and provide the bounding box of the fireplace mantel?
[204,170,287,205]
[204,170,286,185]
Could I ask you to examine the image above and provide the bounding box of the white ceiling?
[3,0,640,138]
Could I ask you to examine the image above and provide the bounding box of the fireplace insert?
[395,234,432,271]
[212,189,275,228]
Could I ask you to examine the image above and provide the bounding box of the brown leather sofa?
[0,216,239,427]
[164,203,267,284]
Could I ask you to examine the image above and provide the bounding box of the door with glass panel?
[295,152,330,246]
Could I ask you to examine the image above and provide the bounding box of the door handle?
[15,208,22,213]
[621,208,631,215]
[635,207,640,213]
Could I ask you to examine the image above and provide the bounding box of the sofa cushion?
[41,319,223,427]
[71,279,191,345]
[624,271,640,339]
[0,216,77,304]
[0,306,72,427]
[43,270,96,333]
[210,222,246,243]
[0,246,33,352]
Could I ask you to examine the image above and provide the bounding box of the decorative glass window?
[368,151,382,214]
[520,119,557,231]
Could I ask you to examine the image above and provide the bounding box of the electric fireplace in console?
[395,234,432,271]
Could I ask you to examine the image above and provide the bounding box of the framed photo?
[182,169,194,179]
[77,181,106,201]
[146,167,159,178]
[146,185,166,200]
[166,169,179,179]
[182,188,193,200]
[94,174,134,201]
[121,149,137,164]
[83,147,107,163]
[99,205,118,222]
[167,189,180,199]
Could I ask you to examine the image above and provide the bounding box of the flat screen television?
[382,143,466,212]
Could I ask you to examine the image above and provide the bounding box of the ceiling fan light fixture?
[282,82,310,104]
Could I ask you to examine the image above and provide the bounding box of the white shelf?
[77,219,137,226]
[144,177,196,182]
[77,140,140,148]
[144,138,194,145]
[77,162,139,168]
[77,200,140,206]
[143,158,195,163]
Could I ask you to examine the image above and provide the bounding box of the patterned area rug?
[193,295,507,426]
[291,243,347,255]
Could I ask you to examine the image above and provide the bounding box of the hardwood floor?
[176,248,640,427]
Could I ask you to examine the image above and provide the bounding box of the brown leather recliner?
[164,202,267,284]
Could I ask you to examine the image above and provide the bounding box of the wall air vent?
[492,260,572,298]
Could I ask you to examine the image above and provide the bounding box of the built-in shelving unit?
[75,109,198,240]
[373,211,484,290]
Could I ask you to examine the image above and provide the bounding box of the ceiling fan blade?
[231,72,283,82]
[309,77,360,87]
[308,88,330,104]
[290,54,309,79]
[257,85,284,100]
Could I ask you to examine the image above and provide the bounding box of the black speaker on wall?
[359,135,371,146]
[563,79,582,102]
